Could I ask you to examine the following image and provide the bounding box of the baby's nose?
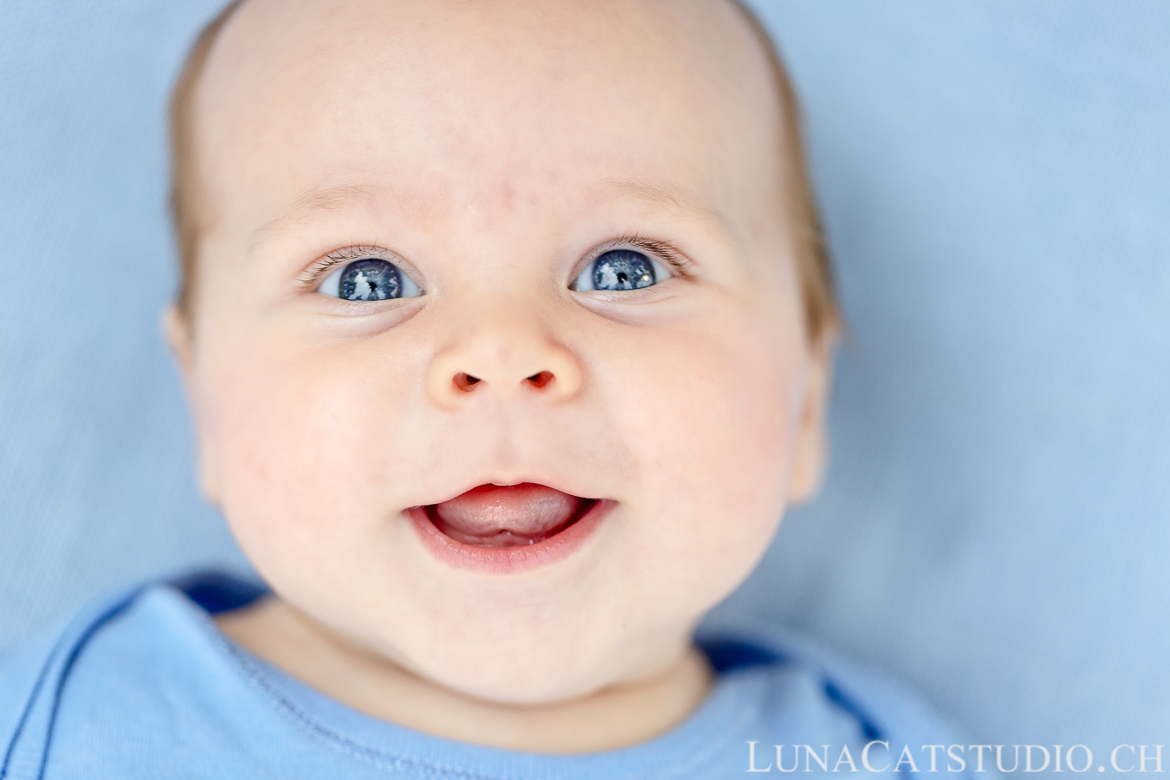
[425,308,583,407]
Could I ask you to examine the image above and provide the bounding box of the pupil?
[340,259,402,301]
[592,250,655,291]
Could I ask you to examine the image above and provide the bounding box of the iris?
[590,250,655,291]
[338,259,402,301]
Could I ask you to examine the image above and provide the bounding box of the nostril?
[454,373,481,392]
[526,371,554,389]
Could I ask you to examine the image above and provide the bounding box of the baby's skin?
[166,0,832,754]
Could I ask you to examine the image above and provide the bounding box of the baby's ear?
[161,306,221,506]
[162,305,194,376]
[787,336,833,505]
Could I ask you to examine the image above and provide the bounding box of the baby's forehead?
[192,0,787,252]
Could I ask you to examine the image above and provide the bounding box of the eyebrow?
[603,179,724,222]
[248,183,390,255]
[601,179,743,249]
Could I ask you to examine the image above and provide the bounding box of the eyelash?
[294,244,386,290]
[297,245,395,288]
[586,235,693,280]
[296,236,694,289]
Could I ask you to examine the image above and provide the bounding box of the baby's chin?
[393,621,696,708]
[273,575,697,708]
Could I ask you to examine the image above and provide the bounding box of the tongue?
[432,483,579,547]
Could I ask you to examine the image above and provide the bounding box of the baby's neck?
[215,596,713,753]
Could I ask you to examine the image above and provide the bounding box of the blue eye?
[572,249,668,292]
[318,258,422,301]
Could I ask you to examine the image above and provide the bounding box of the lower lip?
[407,499,613,574]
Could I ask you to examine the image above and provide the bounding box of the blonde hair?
[169,0,243,320]
[169,0,839,342]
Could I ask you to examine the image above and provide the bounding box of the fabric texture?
[0,0,1168,757]
[0,574,977,779]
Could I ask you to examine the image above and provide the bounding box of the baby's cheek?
[204,336,416,572]
[618,317,798,606]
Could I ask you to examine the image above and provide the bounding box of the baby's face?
[176,0,829,704]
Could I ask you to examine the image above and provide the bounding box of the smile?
[408,483,610,573]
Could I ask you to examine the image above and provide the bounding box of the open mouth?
[423,483,597,548]
[410,483,609,572]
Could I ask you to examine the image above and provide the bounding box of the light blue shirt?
[0,573,984,778]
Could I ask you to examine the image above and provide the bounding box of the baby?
[1,0,980,776]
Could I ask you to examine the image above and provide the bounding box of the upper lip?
[411,476,602,509]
